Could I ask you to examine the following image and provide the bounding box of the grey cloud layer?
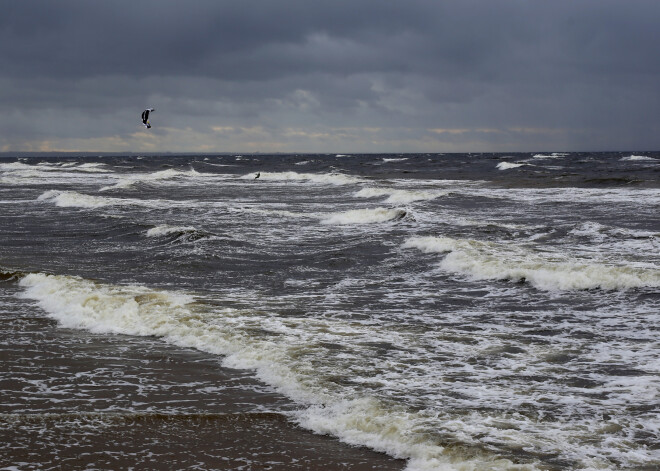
[2,0,659,151]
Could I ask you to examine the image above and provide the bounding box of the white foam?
[146,225,199,238]
[355,187,442,204]
[100,168,202,191]
[403,236,660,291]
[0,161,70,172]
[242,171,361,186]
[464,186,660,206]
[496,162,525,170]
[621,155,657,161]
[0,161,110,173]
[37,190,197,212]
[322,207,406,225]
[0,162,113,187]
[570,221,658,241]
[73,162,112,173]
[533,153,568,159]
[37,190,124,209]
[18,273,193,335]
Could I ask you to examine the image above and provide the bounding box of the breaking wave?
[322,208,407,225]
[38,190,128,209]
[101,168,202,191]
[354,187,442,204]
[621,155,657,161]
[496,162,525,170]
[403,236,660,291]
[146,225,210,242]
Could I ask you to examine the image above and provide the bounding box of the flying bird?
[141,108,155,128]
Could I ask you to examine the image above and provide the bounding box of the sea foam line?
[403,236,660,291]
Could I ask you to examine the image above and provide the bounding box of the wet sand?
[3,412,406,470]
[1,283,406,470]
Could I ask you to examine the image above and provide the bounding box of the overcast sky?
[1,0,659,153]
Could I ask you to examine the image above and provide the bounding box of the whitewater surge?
[403,236,660,291]
[17,272,529,471]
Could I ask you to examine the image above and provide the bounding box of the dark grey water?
[1,152,659,470]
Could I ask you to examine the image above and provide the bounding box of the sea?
[0,152,658,470]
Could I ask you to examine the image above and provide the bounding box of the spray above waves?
[403,236,660,291]
[17,272,531,471]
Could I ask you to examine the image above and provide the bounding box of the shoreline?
[0,282,406,470]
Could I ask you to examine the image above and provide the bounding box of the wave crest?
[101,168,201,191]
[354,187,441,204]
[496,162,525,170]
[322,208,407,225]
[146,225,210,242]
[403,236,660,291]
[38,190,121,208]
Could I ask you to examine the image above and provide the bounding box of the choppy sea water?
[1,152,659,470]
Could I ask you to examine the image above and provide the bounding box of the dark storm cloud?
[1,0,660,151]
[1,0,425,79]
